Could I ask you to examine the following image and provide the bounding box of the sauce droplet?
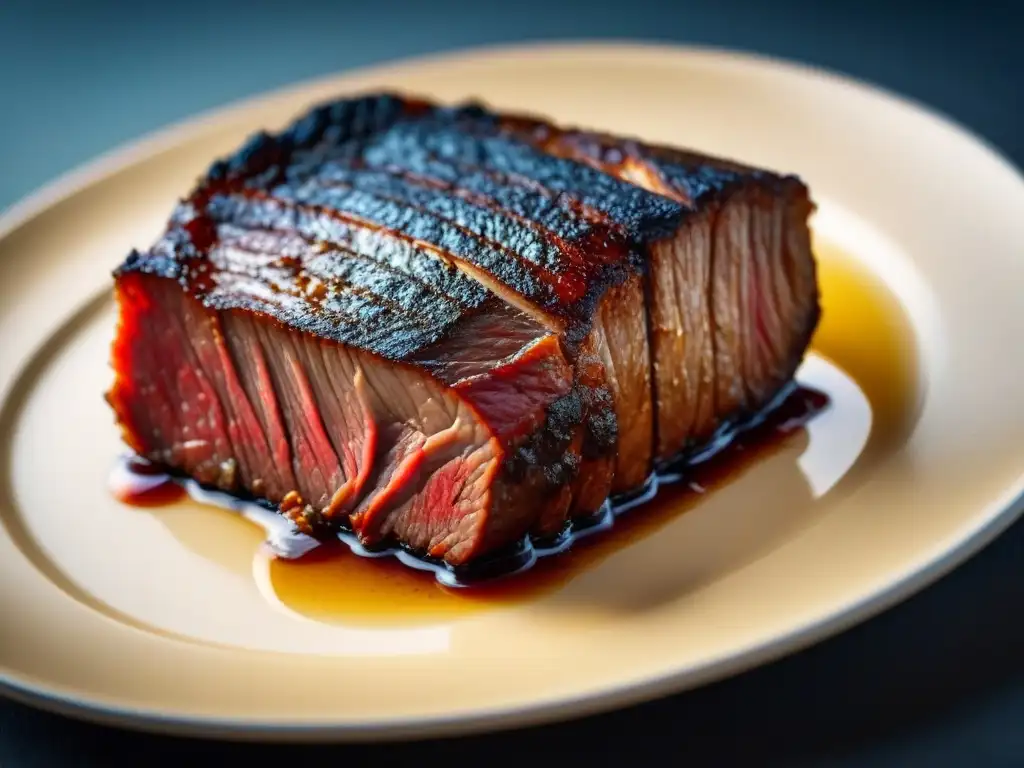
[109,456,186,507]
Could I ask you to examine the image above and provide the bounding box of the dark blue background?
[1,1,1022,765]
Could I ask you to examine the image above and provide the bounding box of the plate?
[2,42,1023,742]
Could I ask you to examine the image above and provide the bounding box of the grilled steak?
[106,93,820,568]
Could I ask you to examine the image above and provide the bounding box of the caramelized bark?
[108,92,820,566]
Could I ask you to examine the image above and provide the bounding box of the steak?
[106,93,820,569]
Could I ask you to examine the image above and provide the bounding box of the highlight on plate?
[105,92,829,586]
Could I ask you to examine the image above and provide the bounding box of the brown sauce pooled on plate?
[109,457,186,507]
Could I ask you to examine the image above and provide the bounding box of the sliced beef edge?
[640,181,820,471]
[107,271,580,565]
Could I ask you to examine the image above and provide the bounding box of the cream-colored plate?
[2,42,1023,742]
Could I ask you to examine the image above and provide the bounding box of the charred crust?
[581,389,618,459]
[205,93,411,184]
[117,91,700,352]
[503,388,583,487]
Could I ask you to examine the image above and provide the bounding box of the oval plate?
[2,42,1023,741]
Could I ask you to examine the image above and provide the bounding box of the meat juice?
[110,241,919,622]
[109,456,186,507]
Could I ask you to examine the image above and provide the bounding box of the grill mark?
[172,98,687,353]
[207,265,435,354]
[373,150,628,234]
[292,174,602,331]
[309,165,639,314]
[205,194,491,312]
[205,189,565,325]
[366,165,642,321]
[182,210,466,360]
[357,117,684,239]
[213,223,468,315]
[305,248,464,324]
[329,158,636,280]
[310,241,465,314]
[363,160,601,239]
[309,165,596,280]
[334,280,434,332]
[356,125,665,290]
[255,193,558,336]
[267,180,572,311]
[214,268,425,346]
[210,233,460,334]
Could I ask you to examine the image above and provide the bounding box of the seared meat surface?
[107,93,819,567]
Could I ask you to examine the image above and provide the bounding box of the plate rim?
[2,39,1024,742]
